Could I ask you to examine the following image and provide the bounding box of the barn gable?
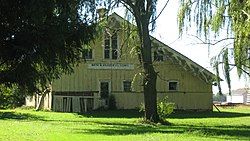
[110,13,215,84]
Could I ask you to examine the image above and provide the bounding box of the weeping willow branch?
[215,62,222,95]
[149,0,170,24]
[187,34,234,46]
[223,48,231,95]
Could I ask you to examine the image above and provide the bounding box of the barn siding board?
[112,92,212,110]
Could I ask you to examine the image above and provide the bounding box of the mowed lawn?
[0,106,249,141]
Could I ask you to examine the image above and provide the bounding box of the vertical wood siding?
[52,16,213,111]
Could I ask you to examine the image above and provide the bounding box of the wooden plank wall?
[113,92,212,110]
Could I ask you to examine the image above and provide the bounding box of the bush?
[157,97,175,120]
[0,85,25,109]
[139,96,175,121]
[108,94,117,110]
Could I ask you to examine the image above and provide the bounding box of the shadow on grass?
[78,109,143,118]
[0,111,45,120]
[168,111,250,119]
[78,109,250,119]
[73,120,250,140]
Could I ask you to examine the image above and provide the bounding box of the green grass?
[0,106,249,141]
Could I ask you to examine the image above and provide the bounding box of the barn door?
[100,81,110,99]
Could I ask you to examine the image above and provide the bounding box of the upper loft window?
[154,50,164,61]
[104,32,118,60]
[83,49,93,60]
[168,81,179,91]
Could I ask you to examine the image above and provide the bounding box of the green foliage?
[157,97,175,120]
[0,0,96,93]
[215,61,223,95]
[178,0,250,92]
[131,72,143,92]
[178,1,192,35]
[0,85,24,109]
[139,97,174,121]
[223,48,231,95]
[108,94,117,110]
[211,6,226,33]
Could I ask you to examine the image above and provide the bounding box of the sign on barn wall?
[88,63,134,70]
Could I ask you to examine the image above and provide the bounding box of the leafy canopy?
[0,0,96,93]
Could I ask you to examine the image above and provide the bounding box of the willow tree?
[178,0,250,93]
[109,0,160,122]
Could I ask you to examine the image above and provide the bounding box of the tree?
[0,0,96,94]
[104,0,161,122]
[0,84,24,109]
[178,0,250,93]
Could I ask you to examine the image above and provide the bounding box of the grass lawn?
[0,106,249,141]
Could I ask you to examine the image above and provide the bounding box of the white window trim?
[103,32,120,60]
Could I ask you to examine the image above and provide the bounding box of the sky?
[114,1,249,94]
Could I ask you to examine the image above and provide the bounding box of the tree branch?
[149,0,170,24]
[188,34,235,46]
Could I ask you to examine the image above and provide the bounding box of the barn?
[26,12,216,112]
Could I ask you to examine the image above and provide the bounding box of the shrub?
[139,96,175,121]
[157,97,175,120]
[0,85,25,109]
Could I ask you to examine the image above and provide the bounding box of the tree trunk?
[140,18,159,122]
[35,84,52,111]
[122,0,159,122]
[35,93,45,111]
[143,62,159,122]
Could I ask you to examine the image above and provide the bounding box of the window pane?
[123,81,132,92]
[112,39,117,49]
[169,82,178,91]
[112,33,118,49]
[112,49,118,59]
[104,50,110,59]
[105,39,110,49]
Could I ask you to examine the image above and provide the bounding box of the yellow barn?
[26,12,215,112]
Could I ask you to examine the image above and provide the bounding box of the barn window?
[83,49,93,60]
[168,81,178,91]
[123,80,132,92]
[104,32,118,59]
[154,50,164,61]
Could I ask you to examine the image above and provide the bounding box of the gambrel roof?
[108,12,216,84]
